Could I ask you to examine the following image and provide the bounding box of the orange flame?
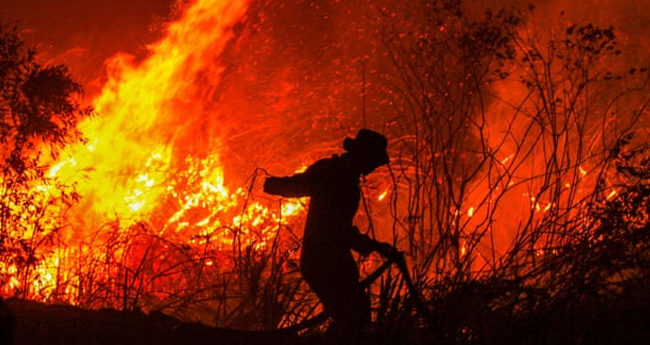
[1,0,312,305]
[53,0,252,221]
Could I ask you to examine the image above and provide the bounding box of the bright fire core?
[1,0,310,306]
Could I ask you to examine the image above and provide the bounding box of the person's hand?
[375,242,401,262]
[263,177,273,193]
[263,176,280,194]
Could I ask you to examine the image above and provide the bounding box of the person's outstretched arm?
[264,173,311,198]
[264,158,331,198]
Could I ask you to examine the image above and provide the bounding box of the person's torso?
[302,156,360,251]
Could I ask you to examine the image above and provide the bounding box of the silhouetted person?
[264,129,396,342]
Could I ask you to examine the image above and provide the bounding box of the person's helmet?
[343,129,389,168]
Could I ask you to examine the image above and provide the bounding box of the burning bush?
[0,24,91,299]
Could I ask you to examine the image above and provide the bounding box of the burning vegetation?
[1,0,650,344]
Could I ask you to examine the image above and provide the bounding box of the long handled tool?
[173,254,436,344]
[272,257,396,334]
[391,251,435,331]
[276,249,435,335]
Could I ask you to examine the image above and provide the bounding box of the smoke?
[0,0,178,96]
[0,0,648,307]
[493,0,650,60]
[1,0,648,240]
[3,0,649,178]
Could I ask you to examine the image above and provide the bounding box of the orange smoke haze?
[0,0,649,316]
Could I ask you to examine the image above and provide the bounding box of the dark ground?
[3,296,650,345]
[2,298,320,345]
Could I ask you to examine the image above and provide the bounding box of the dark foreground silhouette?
[3,297,422,345]
[3,298,310,345]
[4,290,650,345]
[0,298,12,345]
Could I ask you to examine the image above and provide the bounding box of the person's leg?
[323,280,370,343]
[303,254,371,342]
